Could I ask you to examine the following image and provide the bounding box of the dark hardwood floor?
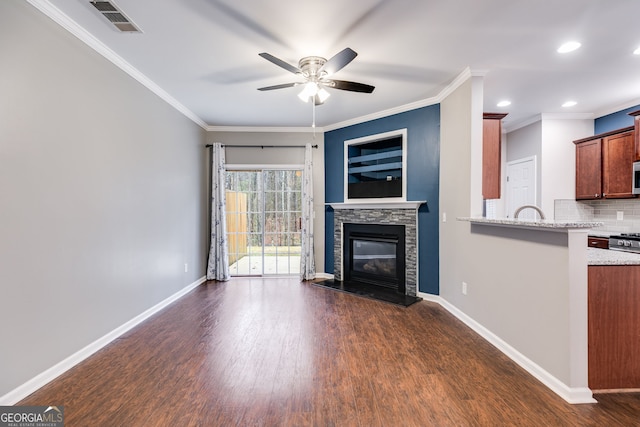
[19,278,640,426]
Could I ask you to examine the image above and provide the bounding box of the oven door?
[634,161,640,195]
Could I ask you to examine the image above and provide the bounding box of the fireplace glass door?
[351,239,397,280]
[343,223,405,292]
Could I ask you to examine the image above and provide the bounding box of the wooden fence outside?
[226,191,248,264]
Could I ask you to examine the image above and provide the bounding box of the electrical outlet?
[617,211,624,221]
[462,282,468,295]
[184,263,188,273]
[443,212,447,223]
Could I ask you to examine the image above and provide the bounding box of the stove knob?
[625,240,632,247]
[618,240,624,246]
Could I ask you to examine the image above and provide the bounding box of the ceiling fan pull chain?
[312,99,316,129]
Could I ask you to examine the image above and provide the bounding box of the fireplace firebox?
[343,223,406,293]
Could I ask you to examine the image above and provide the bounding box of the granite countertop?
[587,231,613,238]
[588,248,640,265]
[459,217,604,230]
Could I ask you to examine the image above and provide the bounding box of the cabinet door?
[482,113,507,199]
[630,110,640,161]
[589,265,640,390]
[602,131,634,198]
[575,139,602,200]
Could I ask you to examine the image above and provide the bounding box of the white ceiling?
[38,0,640,131]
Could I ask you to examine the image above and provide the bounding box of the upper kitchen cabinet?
[575,137,602,199]
[574,127,635,200]
[482,113,508,199]
[603,130,635,198]
[628,109,640,160]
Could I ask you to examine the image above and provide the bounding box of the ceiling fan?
[257,48,375,105]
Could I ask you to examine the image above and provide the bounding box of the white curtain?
[300,143,316,281]
[206,143,230,281]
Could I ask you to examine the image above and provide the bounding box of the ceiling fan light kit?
[316,87,330,103]
[297,82,331,103]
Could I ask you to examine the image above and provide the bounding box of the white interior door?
[506,156,537,219]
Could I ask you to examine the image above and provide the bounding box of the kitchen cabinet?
[588,265,640,390]
[603,131,635,198]
[574,127,635,200]
[628,109,640,161]
[482,113,508,200]
[587,236,608,249]
[575,138,602,199]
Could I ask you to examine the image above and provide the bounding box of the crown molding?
[592,98,640,119]
[26,1,491,134]
[323,67,480,132]
[209,67,480,133]
[503,114,542,133]
[207,126,324,133]
[322,95,440,132]
[540,113,594,121]
[505,112,595,133]
[26,0,208,130]
[213,68,484,133]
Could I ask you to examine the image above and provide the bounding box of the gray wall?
[0,1,208,397]
[208,131,326,274]
[440,79,575,387]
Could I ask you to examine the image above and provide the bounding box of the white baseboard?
[0,276,206,406]
[431,297,596,404]
[314,272,334,279]
[417,291,441,303]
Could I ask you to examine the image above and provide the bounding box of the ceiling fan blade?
[319,48,357,75]
[259,53,301,75]
[329,79,375,93]
[257,82,300,91]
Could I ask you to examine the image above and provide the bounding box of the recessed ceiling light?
[634,46,640,55]
[557,41,581,53]
[497,100,511,107]
[562,101,577,108]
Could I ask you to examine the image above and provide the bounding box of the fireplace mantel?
[328,201,426,210]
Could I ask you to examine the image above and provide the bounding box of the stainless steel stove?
[608,233,640,253]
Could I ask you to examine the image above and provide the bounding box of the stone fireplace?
[330,202,423,296]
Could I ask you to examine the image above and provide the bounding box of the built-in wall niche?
[344,129,407,202]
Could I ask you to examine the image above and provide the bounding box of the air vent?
[90,1,142,33]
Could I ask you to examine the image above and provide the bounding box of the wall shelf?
[344,129,407,201]
[348,162,403,175]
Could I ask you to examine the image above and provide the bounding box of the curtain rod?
[205,144,318,149]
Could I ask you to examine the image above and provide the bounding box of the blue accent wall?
[595,104,640,134]
[324,105,440,294]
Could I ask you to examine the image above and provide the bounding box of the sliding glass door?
[225,169,302,276]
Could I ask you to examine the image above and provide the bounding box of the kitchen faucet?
[514,205,546,220]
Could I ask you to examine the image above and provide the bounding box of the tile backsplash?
[555,199,640,232]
